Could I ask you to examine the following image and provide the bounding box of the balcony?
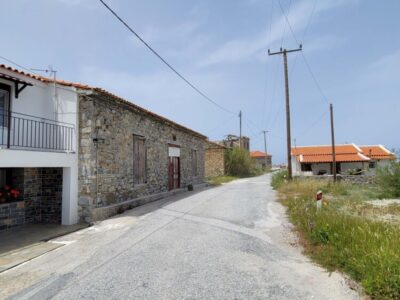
[0,109,75,152]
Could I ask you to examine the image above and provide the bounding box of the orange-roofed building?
[291,144,395,176]
[250,150,272,170]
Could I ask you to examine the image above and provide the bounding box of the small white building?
[0,64,79,229]
[291,144,395,176]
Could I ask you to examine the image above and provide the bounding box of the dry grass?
[272,172,400,300]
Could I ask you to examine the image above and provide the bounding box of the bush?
[271,170,288,189]
[225,147,255,177]
[376,161,400,198]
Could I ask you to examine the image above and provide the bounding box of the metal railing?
[0,109,75,152]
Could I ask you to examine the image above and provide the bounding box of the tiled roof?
[292,144,370,163]
[0,64,90,88]
[300,153,370,163]
[250,150,271,158]
[0,64,207,140]
[360,145,395,160]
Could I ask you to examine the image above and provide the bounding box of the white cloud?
[361,49,400,87]
[197,0,351,68]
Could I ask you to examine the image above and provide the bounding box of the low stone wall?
[340,174,376,185]
[0,201,25,230]
[80,183,207,223]
[305,174,376,185]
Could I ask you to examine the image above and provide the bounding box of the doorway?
[168,156,180,190]
[168,146,180,190]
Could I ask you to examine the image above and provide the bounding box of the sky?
[1,0,399,163]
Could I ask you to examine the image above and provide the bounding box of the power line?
[98,0,235,115]
[276,0,329,105]
[277,0,299,45]
[301,52,329,103]
[295,108,329,137]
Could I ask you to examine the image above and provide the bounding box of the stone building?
[0,63,207,231]
[205,141,226,178]
[77,88,207,222]
[250,151,272,170]
[217,134,250,151]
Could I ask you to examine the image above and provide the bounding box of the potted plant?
[0,185,21,204]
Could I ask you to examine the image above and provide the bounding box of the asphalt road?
[1,174,359,300]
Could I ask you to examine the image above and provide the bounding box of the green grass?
[276,177,400,300]
[207,175,237,186]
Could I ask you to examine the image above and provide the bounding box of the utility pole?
[268,45,302,180]
[262,130,269,169]
[330,103,337,182]
[239,110,242,148]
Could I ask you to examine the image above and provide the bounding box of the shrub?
[271,170,287,189]
[376,161,400,198]
[225,147,255,177]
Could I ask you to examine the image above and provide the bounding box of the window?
[369,162,376,169]
[133,135,146,184]
[191,149,198,176]
[301,163,312,172]
[0,84,10,127]
[0,169,6,188]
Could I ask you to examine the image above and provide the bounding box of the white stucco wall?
[0,69,78,152]
[291,155,302,176]
[340,162,365,174]
[0,68,79,225]
[311,163,331,175]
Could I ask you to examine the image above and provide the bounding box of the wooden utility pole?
[239,110,242,148]
[262,130,269,168]
[330,103,337,182]
[268,45,302,180]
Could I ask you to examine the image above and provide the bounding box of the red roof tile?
[0,64,207,139]
[250,150,271,158]
[292,144,370,163]
[360,145,395,160]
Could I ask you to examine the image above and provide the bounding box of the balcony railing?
[0,109,75,152]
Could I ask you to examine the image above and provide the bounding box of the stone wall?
[0,201,25,230]
[78,92,207,223]
[252,156,272,170]
[41,168,63,224]
[308,174,376,185]
[205,146,225,177]
[24,168,42,223]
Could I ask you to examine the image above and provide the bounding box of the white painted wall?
[341,162,365,174]
[0,68,79,225]
[291,156,302,176]
[0,68,78,152]
[311,163,331,175]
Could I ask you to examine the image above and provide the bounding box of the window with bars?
[191,149,198,176]
[133,135,146,184]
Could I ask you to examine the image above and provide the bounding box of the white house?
[291,144,395,176]
[0,64,80,229]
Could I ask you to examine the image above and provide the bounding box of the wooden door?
[133,136,146,184]
[168,156,180,190]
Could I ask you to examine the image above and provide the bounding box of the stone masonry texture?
[78,91,207,223]
[205,143,226,178]
[0,167,62,230]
